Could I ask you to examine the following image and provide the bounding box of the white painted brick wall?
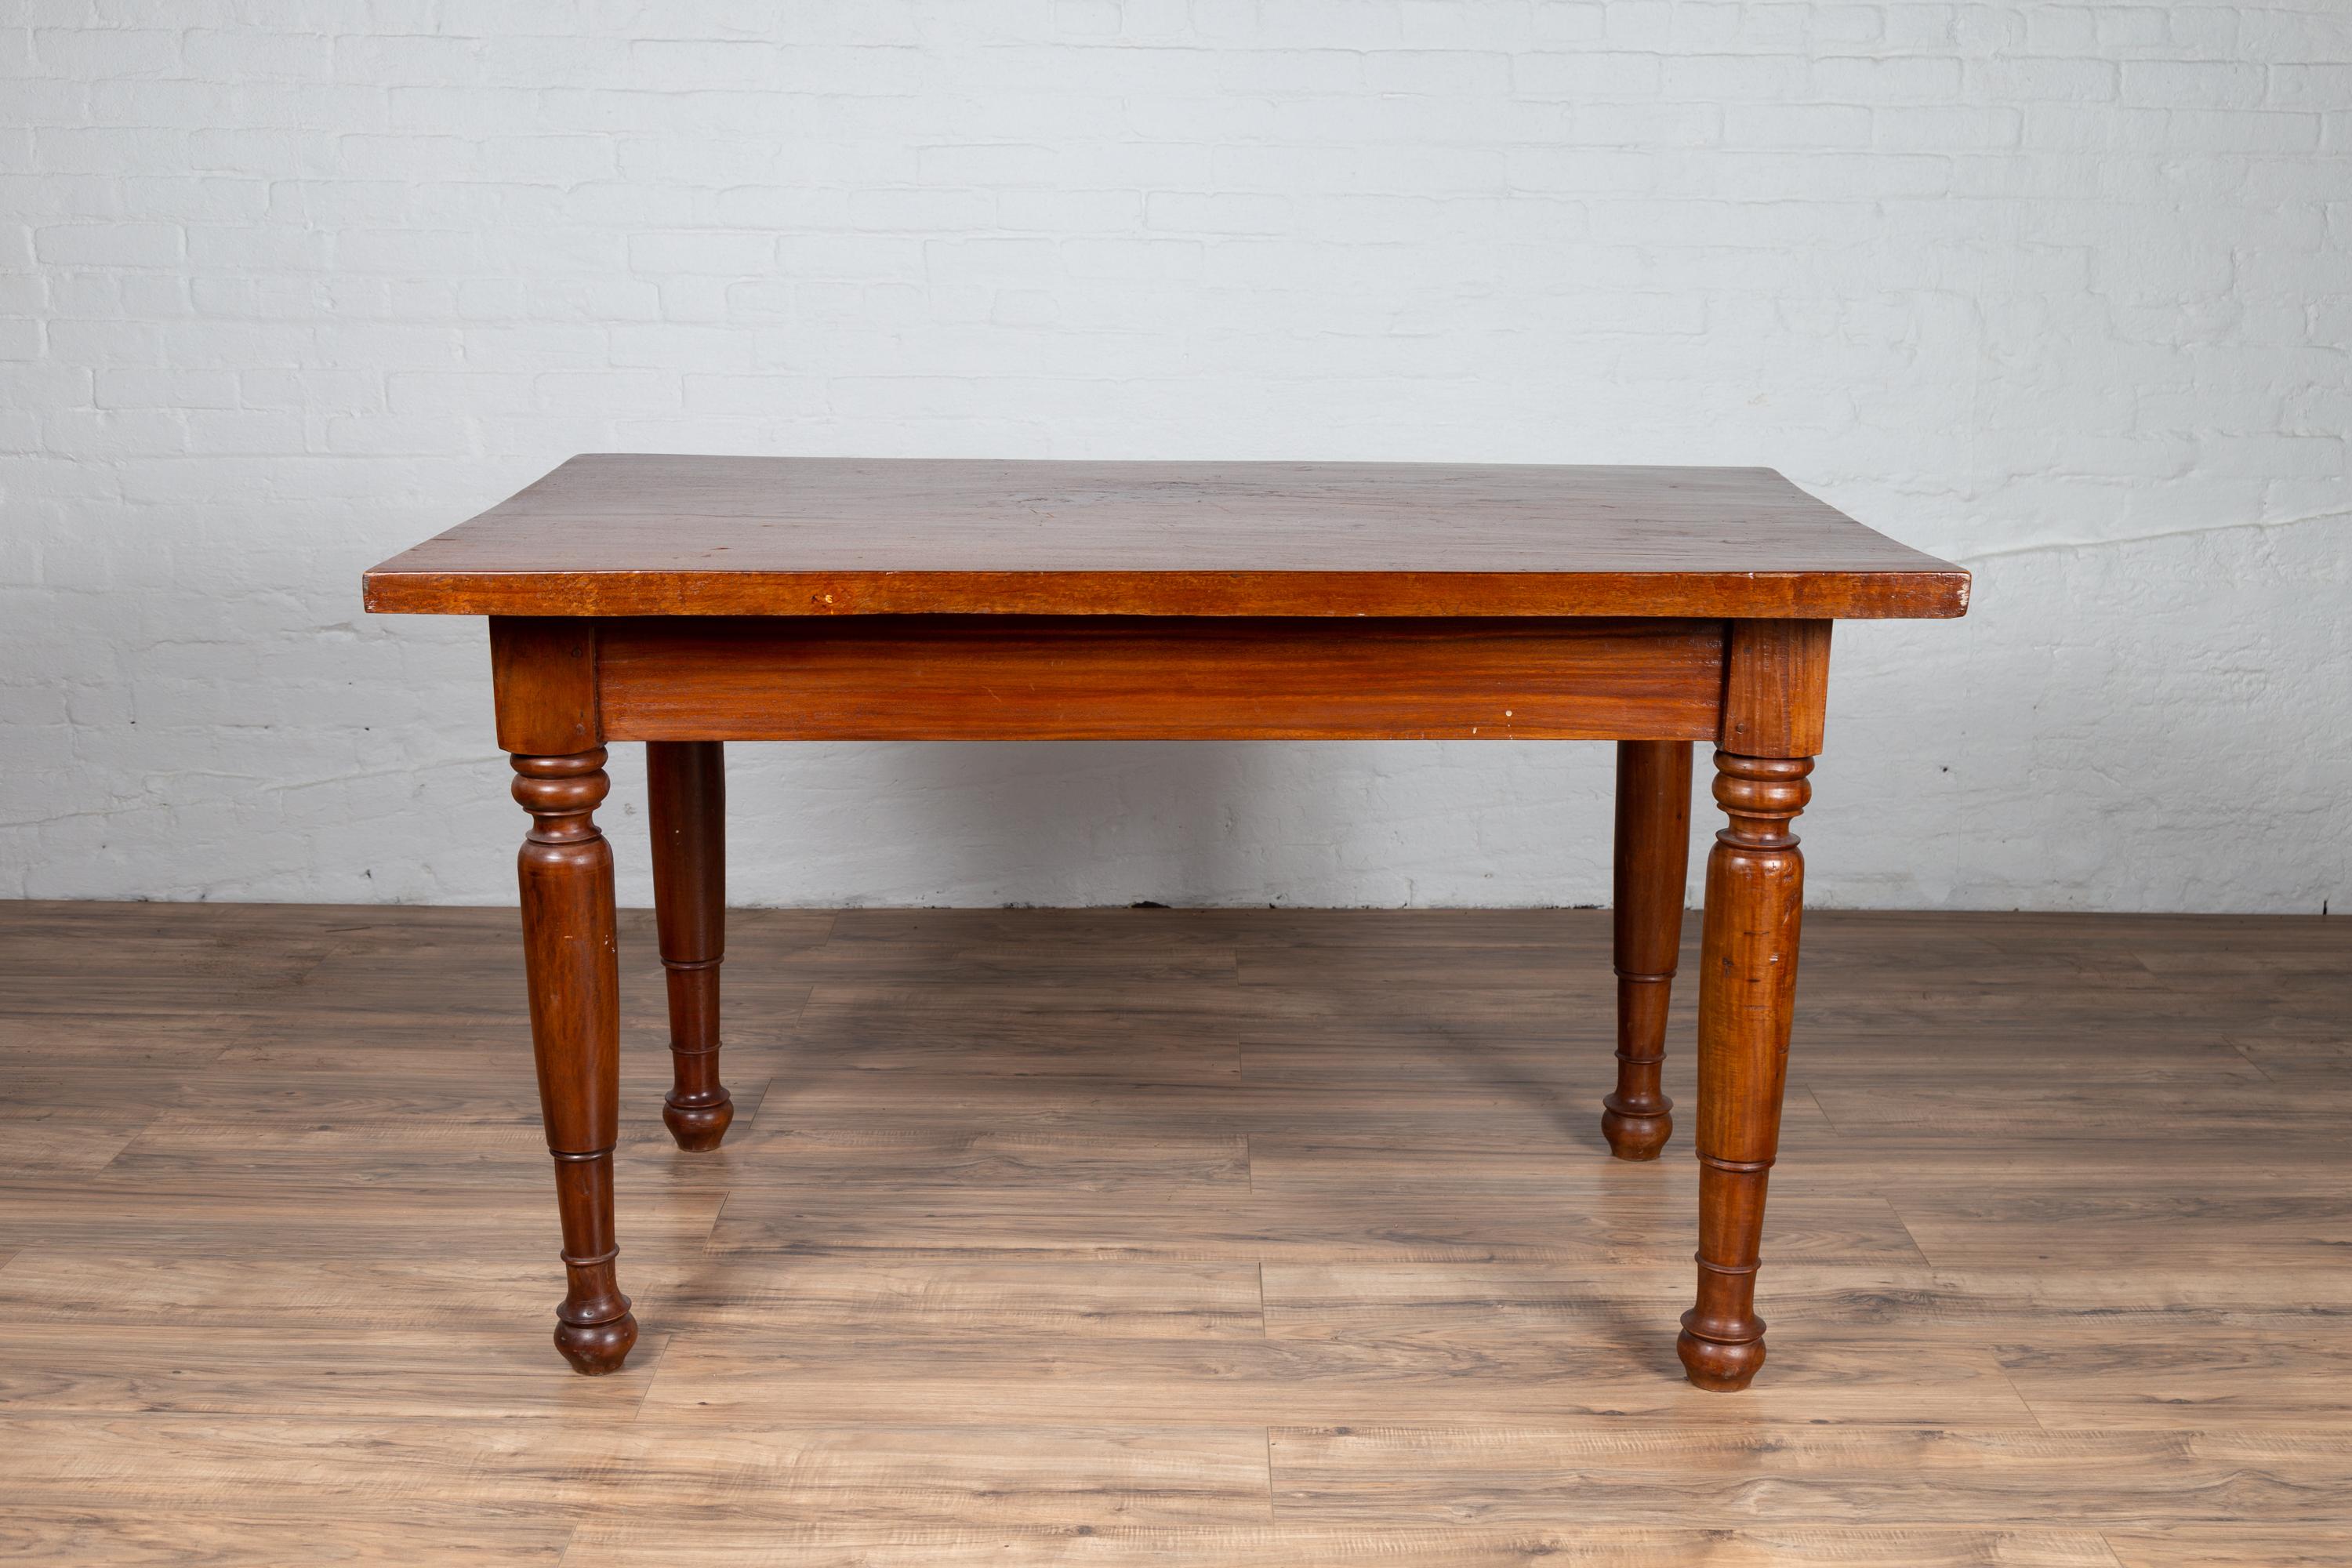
[3,2,2347,913]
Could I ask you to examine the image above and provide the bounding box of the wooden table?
[364,455,1969,1391]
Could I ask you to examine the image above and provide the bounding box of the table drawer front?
[594,616,1724,742]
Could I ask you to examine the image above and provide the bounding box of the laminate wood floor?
[1,901,2346,1566]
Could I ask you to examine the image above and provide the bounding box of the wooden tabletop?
[362,455,1968,620]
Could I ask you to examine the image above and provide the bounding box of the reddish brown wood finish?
[1678,619,1830,1392]
[363,457,1970,621]
[1679,750,1811,1391]
[489,618,599,756]
[1602,740,1693,1161]
[598,616,1726,742]
[372,458,1962,1383]
[510,747,637,1375]
[647,740,731,1152]
[1722,618,1832,757]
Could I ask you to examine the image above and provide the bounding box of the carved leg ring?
[1678,750,1809,1392]
[648,741,732,1152]
[514,748,639,1374]
[1604,739,1693,1160]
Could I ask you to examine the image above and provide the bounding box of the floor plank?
[0,1415,1272,1526]
[0,902,2343,1566]
[1266,1425,2352,1524]
[561,1522,2126,1567]
[2101,1525,2351,1566]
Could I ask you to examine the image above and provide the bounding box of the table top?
[362,455,1968,620]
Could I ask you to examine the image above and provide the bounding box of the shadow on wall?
[714,735,1619,910]
[779,739,1298,907]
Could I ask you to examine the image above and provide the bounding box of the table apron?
[507,615,1730,744]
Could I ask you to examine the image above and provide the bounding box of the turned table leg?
[648,741,732,1152]
[1677,747,1810,1391]
[513,747,638,1375]
[1604,739,1693,1160]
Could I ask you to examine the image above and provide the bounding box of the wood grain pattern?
[361,456,1970,620]
[596,615,1728,742]
[3,901,2347,1565]
[1719,617,1832,756]
[489,617,601,755]
[560,1523,2127,1567]
[1266,1425,2352,1523]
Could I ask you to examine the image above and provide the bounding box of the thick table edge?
[365,568,1971,620]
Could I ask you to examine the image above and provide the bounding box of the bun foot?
[1677,1317,1766,1392]
[554,1309,639,1375]
[1601,1100,1671,1160]
[663,1092,733,1152]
